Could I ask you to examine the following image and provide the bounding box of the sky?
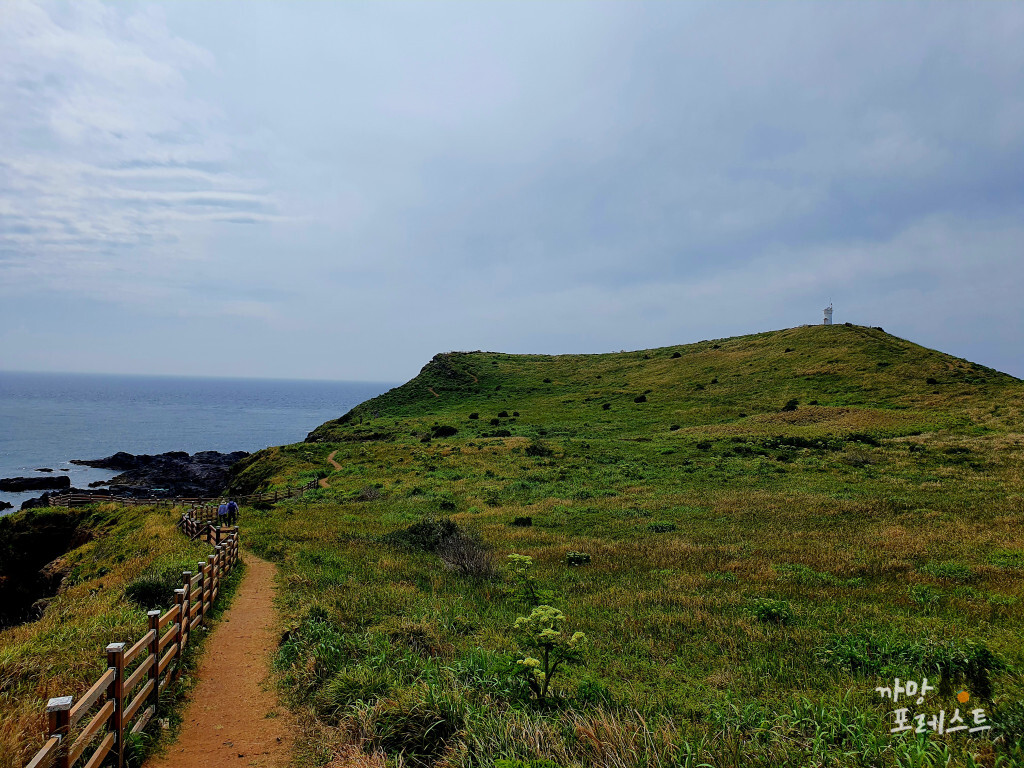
[1,1,1022,383]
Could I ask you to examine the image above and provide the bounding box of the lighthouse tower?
[823,304,833,325]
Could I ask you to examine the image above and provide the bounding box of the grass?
[3,324,1023,767]
[0,502,243,767]
[225,325,1024,766]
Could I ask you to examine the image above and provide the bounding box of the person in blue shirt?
[226,499,239,525]
[217,501,228,526]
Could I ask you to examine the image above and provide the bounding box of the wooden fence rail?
[21,478,302,768]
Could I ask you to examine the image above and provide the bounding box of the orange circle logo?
[957,690,970,704]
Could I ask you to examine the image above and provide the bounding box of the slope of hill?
[229,324,1024,768]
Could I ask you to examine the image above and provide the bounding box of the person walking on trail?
[217,500,229,526]
[227,498,239,525]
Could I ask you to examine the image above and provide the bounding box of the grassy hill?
[228,324,1024,767]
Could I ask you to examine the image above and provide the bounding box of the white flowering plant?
[512,604,588,701]
[505,553,553,606]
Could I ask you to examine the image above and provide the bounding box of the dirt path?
[427,387,439,398]
[319,450,342,488]
[147,554,293,768]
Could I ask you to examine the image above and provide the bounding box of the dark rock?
[0,501,12,511]
[0,475,71,492]
[70,450,249,498]
[88,480,109,488]
[35,468,54,473]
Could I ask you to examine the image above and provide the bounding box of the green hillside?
[231,324,1024,768]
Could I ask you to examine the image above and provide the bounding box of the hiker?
[227,498,239,525]
[217,500,228,526]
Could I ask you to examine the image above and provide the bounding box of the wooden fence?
[47,478,319,509]
[22,480,317,768]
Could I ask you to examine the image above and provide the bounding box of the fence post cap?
[147,609,161,617]
[105,642,126,653]
[174,588,186,596]
[46,696,74,712]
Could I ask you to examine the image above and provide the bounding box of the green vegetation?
[0,503,243,767]
[236,324,1024,766]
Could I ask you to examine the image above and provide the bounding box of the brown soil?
[146,554,294,768]
[427,387,439,398]
[319,450,342,488]
[327,450,342,470]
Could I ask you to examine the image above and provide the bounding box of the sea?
[0,371,395,514]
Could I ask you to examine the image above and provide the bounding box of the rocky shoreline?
[7,449,249,510]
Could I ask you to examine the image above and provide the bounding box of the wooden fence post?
[147,609,161,716]
[173,588,186,680]
[197,562,207,621]
[46,696,72,768]
[106,642,126,768]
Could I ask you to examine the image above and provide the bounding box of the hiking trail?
[146,554,294,768]
[319,450,341,488]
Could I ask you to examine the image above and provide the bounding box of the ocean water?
[0,371,394,513]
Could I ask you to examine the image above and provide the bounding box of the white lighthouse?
[823,303,833,325]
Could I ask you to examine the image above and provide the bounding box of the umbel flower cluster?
[513,604,587,700]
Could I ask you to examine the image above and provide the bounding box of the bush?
[781,399,799,412]
[512,605,588,700]
[512,516,533,527]
[751,598,794,625]
[468,412,479,419]
[315,666,395,717]
[633,395,647,403]
[669,425,680,431]
[431,425,458,438]
[525,439,553,458]
[498,410,509,418]
[648,522,677,533]
[490,418,501,426]
[601,403,611,410]
[436,527,496,580]
[566,552,591,566]
[124,567,183,610]
[542,378,552,383]
[671,351,681,358]
[371,686,463,766]
[357,486,382,502]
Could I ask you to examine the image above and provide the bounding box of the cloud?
[0,0,276,303]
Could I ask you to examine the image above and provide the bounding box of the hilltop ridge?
[304,323,1022,446]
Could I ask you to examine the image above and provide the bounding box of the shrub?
[781,399,799,412]
[505,554,553,606]
[124,567,183,610]
[926,377,938,385]
[498,410,509,417]
[512,517,533,527]
[512,605,588,700]
[357,486,382,502]
[513,411,520,417]
[315,666,395,717]
[566,551,591,566]
[601,403,611,410]
[648,522,677,533]
[750,598,794,625]
[371,686,463,766]
[468,412,479,419]
[669,425,680,431]
[431,425,458,438]
[542,378,552,383]
[490,418,501,426]
[671,351,681,358]
[436,527,496,580]
[633,395,647,403]
[487,429,513,437]
[524,439,553,458]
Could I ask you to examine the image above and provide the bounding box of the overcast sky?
[1,1,1022,382]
